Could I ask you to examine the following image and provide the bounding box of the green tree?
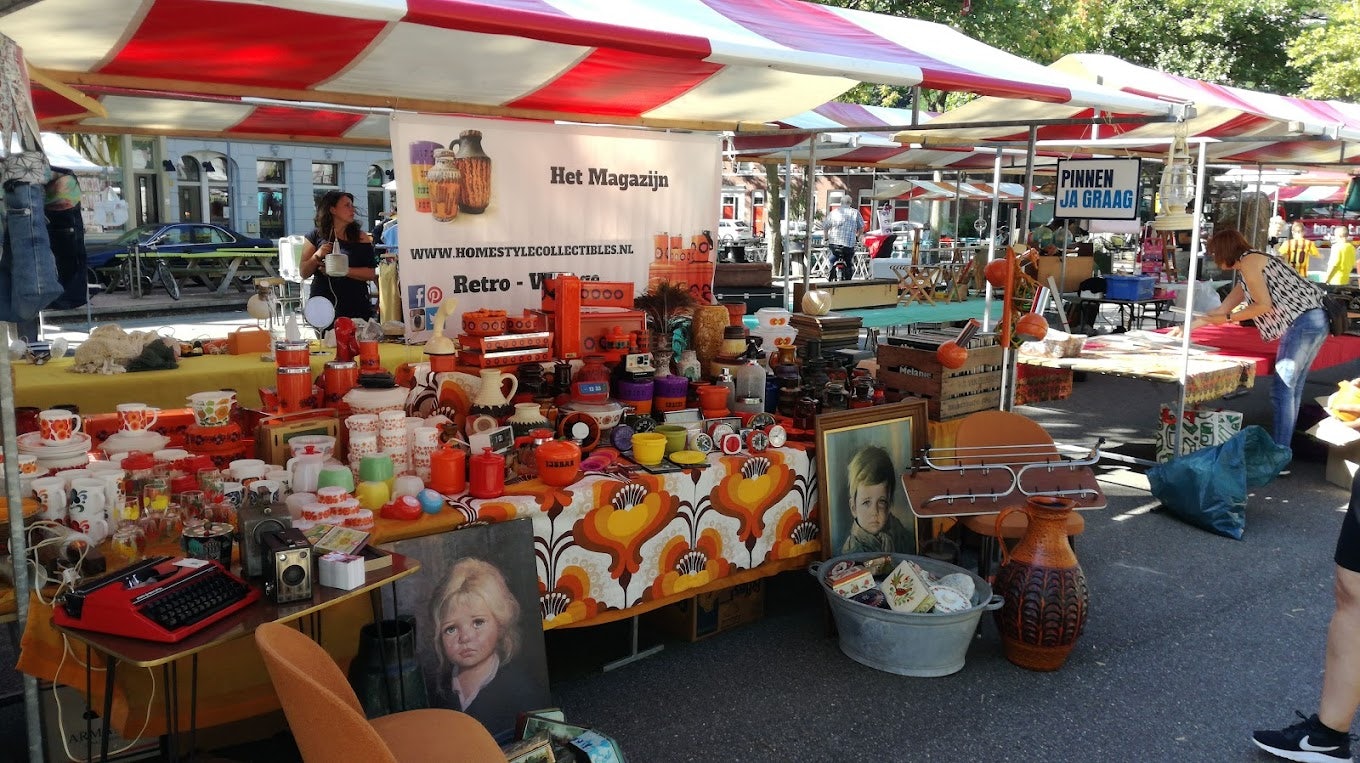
[829,0,1096,111]
[1287,0,1360,100]
[1092,0,1315,95]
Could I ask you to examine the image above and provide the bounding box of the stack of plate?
[99,429,171,458]
[17,431,93,471]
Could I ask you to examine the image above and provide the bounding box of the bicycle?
[124,242,181,300]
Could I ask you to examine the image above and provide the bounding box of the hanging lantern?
[1152,123,1196,232]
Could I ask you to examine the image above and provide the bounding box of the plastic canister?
[469,447,505,499]
[428,443,466,495]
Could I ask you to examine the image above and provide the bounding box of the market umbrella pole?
[782,149,793,310]
[983,147,1003,330]
[802,138,817,293]
[1002,126,1039,411]
[1,322,42,763]
[1173,141,1210,455]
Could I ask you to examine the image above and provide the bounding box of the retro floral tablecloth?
[374,445,821,629]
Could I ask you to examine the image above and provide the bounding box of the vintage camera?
[261,527,313,604]
[238,503,292,578]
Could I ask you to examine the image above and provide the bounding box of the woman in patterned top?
[1173,229,1329,451]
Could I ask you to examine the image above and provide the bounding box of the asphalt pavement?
[2,287,1358,762]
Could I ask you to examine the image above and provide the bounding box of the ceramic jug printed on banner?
[470,369,518,420]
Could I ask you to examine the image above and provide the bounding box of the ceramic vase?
[508,402,549,438]
[470,368,518,420]
[992,495,1089,671]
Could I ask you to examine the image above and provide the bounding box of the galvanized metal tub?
[810,552,1002,677]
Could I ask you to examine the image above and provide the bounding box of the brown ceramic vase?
[991,495,1088,671]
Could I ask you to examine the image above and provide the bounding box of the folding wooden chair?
[890,264,937,306]
[941,258,976,303]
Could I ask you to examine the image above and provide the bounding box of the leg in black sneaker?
[1253,712,1350,762]
[1254,472,1360,761]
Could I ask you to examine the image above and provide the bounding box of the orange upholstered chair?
[254,621,505,763]
[953,410,1085,577]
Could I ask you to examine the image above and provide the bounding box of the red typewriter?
[53,556,260,643]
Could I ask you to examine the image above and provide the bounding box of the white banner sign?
[1054,158,1141,220]
[391,114,722,341]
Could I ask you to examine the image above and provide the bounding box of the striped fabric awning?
[728,101,1060,170]
[899,54,1360,167]
[2,0,1182,143]
[872,178,1048,201]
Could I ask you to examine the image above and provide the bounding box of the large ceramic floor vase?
[991,495,1089,671]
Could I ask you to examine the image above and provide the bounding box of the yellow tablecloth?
[14,343,427,414]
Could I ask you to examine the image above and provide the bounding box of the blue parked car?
[87,222,273,269]
[87,222,273,298]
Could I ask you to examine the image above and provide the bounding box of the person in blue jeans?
[1253,464,1360,762]
[1172,228,1329,454]
[822,196,863,282]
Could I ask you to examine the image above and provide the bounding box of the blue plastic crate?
[1104,275,1155,301]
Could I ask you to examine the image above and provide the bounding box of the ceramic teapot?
[470,368,518,419]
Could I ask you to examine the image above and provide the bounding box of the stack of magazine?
[502,708,624,762]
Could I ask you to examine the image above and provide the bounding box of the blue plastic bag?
[1147,425,1290,540]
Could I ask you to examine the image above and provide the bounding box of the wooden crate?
[876,342,1003,421]
[713,263,772,288]
[792,279,899,310]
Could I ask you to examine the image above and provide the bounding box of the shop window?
[177,156,200,183]
[258,159,288,240]
[312,161,340,208]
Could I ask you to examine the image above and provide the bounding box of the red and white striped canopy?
[4,0,1180,142]
[872,178,1048,202]
[728,101,1061,170]
[1276,185,1347,204]
[901,54,1360,167]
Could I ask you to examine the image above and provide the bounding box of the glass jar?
[427,149,462,222]
[850,376,875,409]
[822,381,849,410]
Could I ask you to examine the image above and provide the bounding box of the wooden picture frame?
[815,399,929,560]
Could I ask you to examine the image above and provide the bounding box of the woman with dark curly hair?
[1173,228,1328,453]
[299,190,377,321]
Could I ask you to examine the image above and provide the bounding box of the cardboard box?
[646,581,764,641]
[1155,404,1244,462]
[41,682,160,761]
[1306,412,1360,489]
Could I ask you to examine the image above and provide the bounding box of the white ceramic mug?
[345,414,379,436]
[348,433,379,461]
[378,410,407,433]
[220,481,245,509]
[116,403,160,432]
[187,391,236,427]
[16,454,39,477]
[30,476,67,521]
[68,479,107,530]
[229,458,267,482]
[38,409,82,443]
[58,468,91,488]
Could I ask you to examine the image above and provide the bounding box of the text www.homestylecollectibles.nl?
[407,243,634,260]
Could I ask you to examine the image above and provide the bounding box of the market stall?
[0,2,1198,759]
